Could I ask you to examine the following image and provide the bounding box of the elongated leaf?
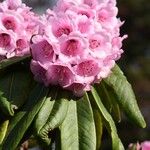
[0,55,30,70]
[60,93,96,150]
[34,88,69,146]
[0,120,9,144]
[0,68,33,116]
[91,87,124,150]
[2,84,49,150]
[89,92,103,149]
[93,109,103,150]
[104,65,146,128]
[95,82,121,122]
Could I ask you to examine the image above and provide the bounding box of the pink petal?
[46,64,75,87]
[75,60,100,77]
[59,33,88,59]
[30,60,48,86]
[141,141,150,150]
[31,37,56,69]
[51,15,73,37]
[0,33,11,47]
[6,0,22,9]
[66,82,86,96]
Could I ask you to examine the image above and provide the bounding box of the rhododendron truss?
[30,0,127,96]
[0,0,146,150]
[0,0,38,59]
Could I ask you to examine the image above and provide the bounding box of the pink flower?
[66,82,87,96]
[58,32,88,63]
[31,36,58,69]
[111,35,127,60]
[75,59,100,77]
[5,0,22,10]
[50,14,73,37]
[30,0,127,96]
[15,37,30,56]
[46,63,75,87]
[83,0,98,8]
[0,11,24,32]
[0,2,8,12]
[75,15,94,34]
[141,141,150,150]
[128,141,150,150]
[54,0,75,12]
[88,32,111,58]
[98,60,115,78]
[67,4,95,19]
[1,15,17,31]
[0,33,11,49]
[30,60,48,86]
[128,142,141,150]
[0,0,39,59]
[0,29,16,57]
[96,5,118,29]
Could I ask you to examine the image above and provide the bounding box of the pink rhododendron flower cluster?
[30,0,127,96]
[141,141,150,150]
[0,0,38,59]
[128,141,150,150]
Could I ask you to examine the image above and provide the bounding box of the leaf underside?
[104,65,146,128]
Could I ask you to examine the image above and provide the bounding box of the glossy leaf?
[95,82,121,122]
[93,109,103,150]
[0,55,30,70]
[104,65,146,128]
[91,87,124,150]
[0,120,9,144]
[2,84,49,150]
[34,88,69,146]
[60,93,96,150]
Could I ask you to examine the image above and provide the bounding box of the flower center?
[16,39,28,51]
[57,27,71,37]
[0,33,11,47]
[2,17,16,31]
[78,11,90,18]
[62,39,79,56]
[77,60,99,77]
[89,39,100,49]
[98,10,108,22]
[43,42,53,57]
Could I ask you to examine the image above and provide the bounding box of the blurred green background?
[13,0,150,149]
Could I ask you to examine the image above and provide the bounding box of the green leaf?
[0,55,30,70]
[93,109,103,150]
[95,82,121,122]
[0,96,15,117]
[91,87,124,150]
[2,84,49,150]
[34,88,69,146]
[60,93,96,150]
[0,68,33,116]
[104,65,146,128]
[0,120,9,144]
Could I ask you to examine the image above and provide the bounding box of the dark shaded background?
[24,0,150,149]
